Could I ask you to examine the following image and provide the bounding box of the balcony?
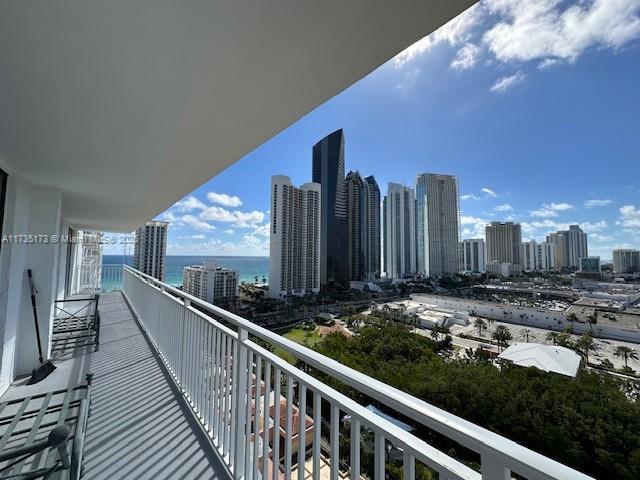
[10,264,600,479]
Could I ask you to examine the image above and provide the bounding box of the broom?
[27,269,56,384]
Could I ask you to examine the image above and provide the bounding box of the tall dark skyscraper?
[364,175,381,279]
[312,129,349,290]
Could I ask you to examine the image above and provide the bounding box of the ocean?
[102,255,269,288]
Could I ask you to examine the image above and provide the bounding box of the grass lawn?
[273,325,322,364]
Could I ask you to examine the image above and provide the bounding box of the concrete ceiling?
[0,1,476,232]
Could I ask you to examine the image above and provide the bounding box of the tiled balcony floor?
[2,292,226,480]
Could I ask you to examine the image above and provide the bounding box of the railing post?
[481,453,510,480]
[180,298,190,390]
[233,327,249,479]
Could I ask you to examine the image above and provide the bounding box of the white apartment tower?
[460,238,486,273]
[613,249,640,274]
[133,220,168,281]
[520,240,537,272]
[486,222,522,273]
[415,173,460,277]
[383,183,416,279]
[547,225,588,270]
[536,241,557,271]
[269,175,321,298]
[183,260,239,309]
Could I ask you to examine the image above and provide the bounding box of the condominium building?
[312,129,349,290]
[486,222,522,270]
[132,220,168,281]
[346,171,381,281]
[460,238,486,273]
[415,173,460,277]
[383,183,416,279]
[613,249,640,274]
[269,175,321,298]
[364,175,381,279]
[547,225,588,270]
[183,260,239,310]
[520,240,537,272]
[536,241,557,271]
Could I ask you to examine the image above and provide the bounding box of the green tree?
[614,346,639,369]
[492,325,512,352]
[575,334,598,365]
[474,318,487,338]
[546,331,559,345]
[519,328,535,343]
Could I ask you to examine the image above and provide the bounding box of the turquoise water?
[102,255,269,289]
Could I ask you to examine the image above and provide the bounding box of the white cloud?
[392,0,640,89]
[538,58,561,69]
[494,203,513,211]
[175,195,206,212]
[252,223,271,238]
[394,5,482,68]
[590,233,614,242]
[180,214,215,231]
[490,71,525,92]
[199,205,265,228]
[618,204,640,229]
[207,192,243,207]
[168,235,268,256]
[481,187,498,197]
[584,198,612,208]
[521,219,608,239]
[483,0,640,65]
[461,193,481,201]
[451,43,481,70]
[224,229,235,235]
[460,215,489,238]
[530,202,574,217]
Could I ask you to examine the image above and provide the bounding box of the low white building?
[183,260,239,309]
[498,343,581,378]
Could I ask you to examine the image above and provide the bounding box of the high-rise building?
[383,183,416,279]
[485,222,522,272]
[346,171,381,281]
[365,175,381,279]
[269,175,321,298]
[346,171,366,282]
[415,173,460,277]
[536,241,556,271]
[520,240,537,272]
[547,225,587,270]
[312,129,349,290]
[613,249,640,274]
[183,260,239,310]
[133,220,168,280]
[460,238,486,273]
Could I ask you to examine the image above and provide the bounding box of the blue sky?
[105,0,640,260]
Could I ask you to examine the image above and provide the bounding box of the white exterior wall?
[460,238,485,273]
[411,294,640,343]
[269,176,321,298]
[0,170,65,396]
[520,240,537,272]
[383,183,416,279]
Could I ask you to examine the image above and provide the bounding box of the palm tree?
[519,328,535,343]
[613,345,639,369]
[565,312,578,330]
[474,318,487,338]
[546,331,559,346]
[587,312,598,332]
[492,325,512,352]
[575,334,598,365]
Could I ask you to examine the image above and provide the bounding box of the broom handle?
[27,269,44,364]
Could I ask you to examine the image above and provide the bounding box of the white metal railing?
[121,266,594,480]
[101,264,123,293]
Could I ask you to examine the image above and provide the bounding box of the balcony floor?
[1,292,226,480]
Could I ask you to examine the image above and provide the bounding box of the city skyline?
[103,0,640,260]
